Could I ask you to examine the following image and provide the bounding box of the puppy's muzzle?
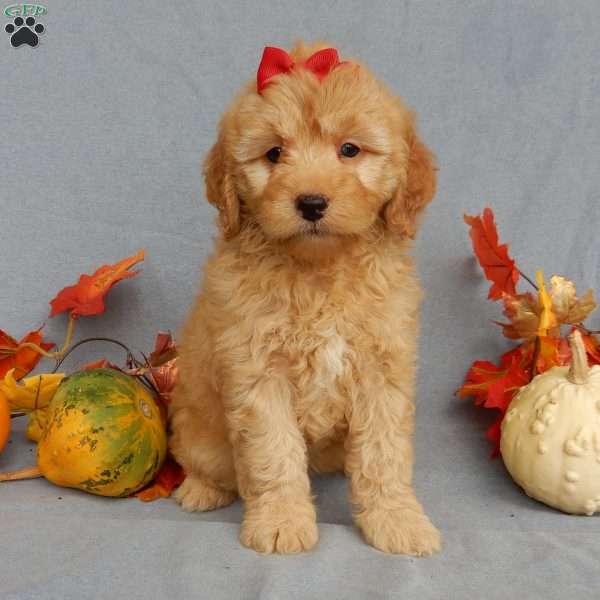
[296,194,328,222]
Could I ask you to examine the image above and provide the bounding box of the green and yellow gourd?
[1,369,166,497]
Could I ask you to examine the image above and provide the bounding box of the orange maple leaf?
[49,250,145,318]
[534,336,562,374]
[0,328,54,380]
[134,457,185,502]
[464,208,520,300]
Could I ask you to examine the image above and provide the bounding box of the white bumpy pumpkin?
[500,330,600,515]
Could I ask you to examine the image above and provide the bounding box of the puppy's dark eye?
[340,143,360,158]
[266,147,282,163]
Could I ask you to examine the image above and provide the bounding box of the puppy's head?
[204,41,436,257]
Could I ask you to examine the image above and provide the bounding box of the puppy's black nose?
[296,194,328,222]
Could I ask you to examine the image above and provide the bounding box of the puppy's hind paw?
[356,506,441,556]
[174,474,236,512]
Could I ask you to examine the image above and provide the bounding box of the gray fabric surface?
[2,0,599,598]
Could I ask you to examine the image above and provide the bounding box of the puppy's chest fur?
[209,242,420,444]
[277,279,359,443]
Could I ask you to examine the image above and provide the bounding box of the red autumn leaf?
[147,331,178,405]
[0,328,54,380]
[460,337,568,457]
[117,333,178,425]
[464,208,520,300]
[149,331,177,366]
[486,417,504,459]
[82,358,124,372]
[458,344,530,456]
[126,332,179,413]
[557,336,572,366]
[458,354,529,412]
[499,343,532,368]
[582,333,600,365]
[458,360,505,406]
[49,249,145,318]
[134,457,185,502]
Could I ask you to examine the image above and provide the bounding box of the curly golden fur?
[169,41,440,556]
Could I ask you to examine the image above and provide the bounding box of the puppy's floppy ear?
[384,124,437,239]
[203,137,240,240]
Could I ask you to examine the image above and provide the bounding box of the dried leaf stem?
[518,270,539,291]
[0,315,76,360]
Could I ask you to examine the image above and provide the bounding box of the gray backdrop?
[2,1,599,598]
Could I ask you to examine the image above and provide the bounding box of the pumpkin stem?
[0,466,42,482]
[568,330,589,384]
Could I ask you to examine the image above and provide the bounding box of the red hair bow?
[256,46,342,94]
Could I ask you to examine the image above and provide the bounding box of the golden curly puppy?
[169,41,440,556]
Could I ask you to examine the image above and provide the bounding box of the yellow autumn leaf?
[550,275,597,324]
[0,369,65,411]
[536,271,558,336]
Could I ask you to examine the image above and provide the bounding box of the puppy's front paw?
[241,500,318,554]
[174,474,236,512]
[355,506,441,556]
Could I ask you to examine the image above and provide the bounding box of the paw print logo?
[5,16,44,47]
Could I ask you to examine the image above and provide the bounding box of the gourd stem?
[0,466,42,481]
[50,337,161,398]
[52,337,139,373]
[568,330,589,384]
